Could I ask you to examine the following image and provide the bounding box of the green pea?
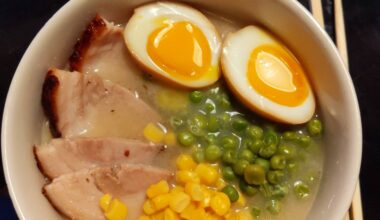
[203,133,217,144]
[177,131,195,147]
[170,116,183,129]
[220,135,239,149]
[277,145,297,160]
[188,124,203,136]
[283,131,298,141]
[255,158,270,171]
[249,139,264,153]
[294,181,310,199]
[267,200,281,215]
[270,155,286,170]
[259,183,273,198]
[244,164,266,185]
[258,144,277,158]
[221,166,236,181]
[271,185,289,200]
[238,149,255,163]
[222,150,237,165]
[264,130,279,147]
[207,115,220,132]
[192,149,205,163]
[251,206,261,218]
[307,118,323,136]
[233,160,250,176]
[190,114,207,128]
[205,145,222,162]
[239,179,259,196]
[297,134,311,147]
[187,114,207,136]
[267,171,285,184]
[232,116,249,131]
[189,91,203,103]
[221,185,239,202]
[242,139,253,149]
[217,112,231,125]
[204,102,215,113]
[246,125,263,140]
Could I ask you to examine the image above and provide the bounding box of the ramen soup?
[35,2,323,220]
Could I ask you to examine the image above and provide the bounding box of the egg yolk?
[147,21,212,80]
[247,44,309,107]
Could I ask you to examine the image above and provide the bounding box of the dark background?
[0,0,379,219]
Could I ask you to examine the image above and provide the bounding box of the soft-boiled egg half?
[124,2,221,88]
[222,26,315,124]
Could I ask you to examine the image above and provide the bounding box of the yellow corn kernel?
[151,210,165,220]
[143,200,156,215]
[225,212,238,220]
[144,123,165,143]
[152,193,171,211]
[180,202,197,219]
[176,171,200,185]
[164,208,180,220]
[147,180,170,199]
[215,178,226,190]
[206,213,224,220]
[236,192,246,206]
[195,164,219,186]
[210,192,231,216]
[184,182,204,201]
[104,198,128,220]
[164,132,177,146]
[139,215,151,220]
[190,207,207,220]
[199,187,213,208]
[176,154,197,170]
[226,210,253,220]
[171,186,184,194]
[169,191,191,213]
[99,193,112,212]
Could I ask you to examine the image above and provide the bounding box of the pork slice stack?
[37,15,172,220]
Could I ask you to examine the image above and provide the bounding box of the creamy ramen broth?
[39,6,323,220]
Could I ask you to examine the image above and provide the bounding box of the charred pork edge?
[69,14,107,71]
[33,145,53,180]
[41,70,61,138]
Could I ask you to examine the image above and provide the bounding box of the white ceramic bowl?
[2,0,362,219]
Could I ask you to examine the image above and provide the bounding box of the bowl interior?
[2,0,361,219]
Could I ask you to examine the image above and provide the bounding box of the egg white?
[222,26,315,124]
[124,2,221,88]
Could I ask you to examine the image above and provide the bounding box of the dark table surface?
[1,0,379,219]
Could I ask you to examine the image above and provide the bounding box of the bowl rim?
[2,0,362,219]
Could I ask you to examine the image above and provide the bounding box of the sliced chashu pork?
[42,68,161,138]
[34,138,164,179]
[44,164,172,220]
[69,15,158,100]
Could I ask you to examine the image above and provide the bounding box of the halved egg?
[124,2,221,88]
[222,26,315,124]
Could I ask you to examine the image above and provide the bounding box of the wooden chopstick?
[310,0,363,220]
[310,0,325,27]
[334,0,348,66]
[334,0,363,218]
